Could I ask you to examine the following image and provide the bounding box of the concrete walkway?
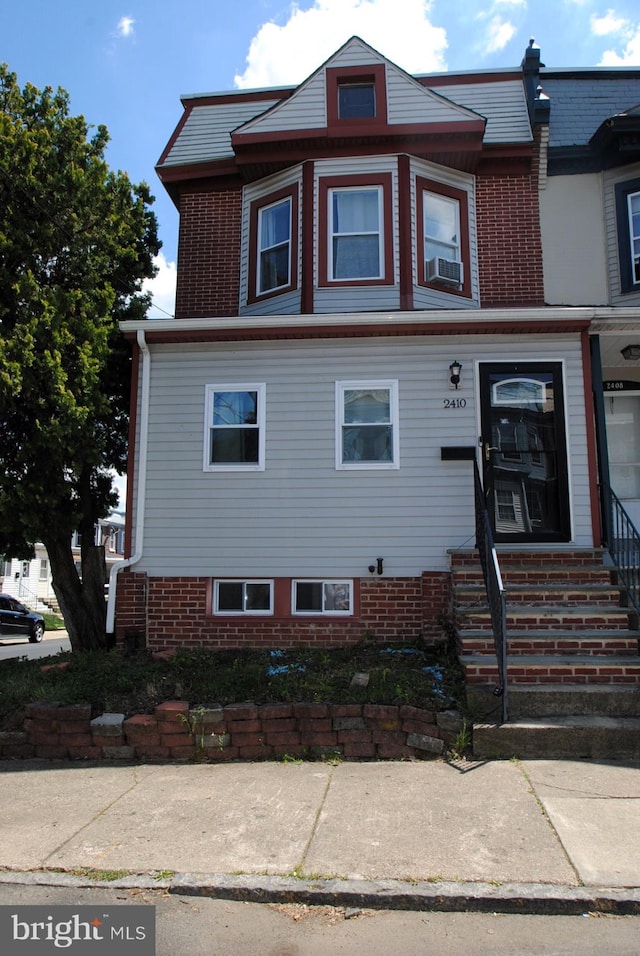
[1,757,639,913]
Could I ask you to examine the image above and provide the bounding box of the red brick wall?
[475,137,544,307]
[175,186,243,318]
[115,573,451,650]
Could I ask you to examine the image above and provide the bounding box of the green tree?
[0,65,160,651]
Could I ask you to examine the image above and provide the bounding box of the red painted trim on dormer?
[231,119,486,148]
[421,71,523,88]
[326,64,388,131]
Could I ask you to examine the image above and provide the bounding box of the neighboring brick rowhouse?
[115,572,451,650]
[8,700,463,762]
[175,185,243,318]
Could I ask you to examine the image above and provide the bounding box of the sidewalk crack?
[40,766,144,867]
[292,766,334,878]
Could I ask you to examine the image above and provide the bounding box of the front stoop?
[451,548,640,759]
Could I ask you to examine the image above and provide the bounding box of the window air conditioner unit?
[427,257,463,286]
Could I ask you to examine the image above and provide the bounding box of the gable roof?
[156,36,534,193]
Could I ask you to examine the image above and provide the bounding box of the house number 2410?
[443,398,467,409]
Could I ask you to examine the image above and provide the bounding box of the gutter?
[106,329,150,635]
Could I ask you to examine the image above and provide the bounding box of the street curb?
[2,870,640,916]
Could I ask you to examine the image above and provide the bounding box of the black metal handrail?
[473,461,508,723]
[603,483,640,615]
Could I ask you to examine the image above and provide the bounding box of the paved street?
[0,631,70,661]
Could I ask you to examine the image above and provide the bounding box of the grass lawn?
[0,639,465,732]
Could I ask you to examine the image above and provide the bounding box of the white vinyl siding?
[136,333,592,579]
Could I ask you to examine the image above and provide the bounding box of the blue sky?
[3,0,640,318]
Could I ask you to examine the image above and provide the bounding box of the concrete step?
[453,568,614,586]
[450,548,607,568]
[457,604,633,630]
[460,653,640,685]
[458,629,639,656]
[467,683,640,718]
[454,583,622,605]
[472,716,640,759]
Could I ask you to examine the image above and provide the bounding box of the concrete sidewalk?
[1,758,639,913]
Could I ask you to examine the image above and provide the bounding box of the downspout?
[106,329,150,635]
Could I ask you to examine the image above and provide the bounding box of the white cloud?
[485,15,517,52]
[143,253,177,319]
[591,10,628,36]
[234,0,448,88]
[116,16,135,39]
[599,24,640,64]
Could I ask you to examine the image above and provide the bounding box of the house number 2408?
[443,398,467,409]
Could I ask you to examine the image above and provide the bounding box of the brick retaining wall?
[1,700,463,762]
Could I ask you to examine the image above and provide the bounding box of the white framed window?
[39,559,48,581]
[214,580,274,615]
[257,197,291,295]
[336,380,399,469]
[329,186,383,280]
[424,191,460,264]
[628,190,640,286]
[292,580,353,615]
[204,384,266,472]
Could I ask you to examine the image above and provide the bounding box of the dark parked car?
[0,594,45,642]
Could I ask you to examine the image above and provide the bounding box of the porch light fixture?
[449,360,462,389]
[621,344,640,361]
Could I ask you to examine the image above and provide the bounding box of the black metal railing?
[473,461,508,723]
[603,483,640,615]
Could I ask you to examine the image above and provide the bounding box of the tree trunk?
[43,533,108,652]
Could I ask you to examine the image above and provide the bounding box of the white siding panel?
[237,73,327,134]
[162,101,279,167]
[386,68,480,126]
[136,334,592,578]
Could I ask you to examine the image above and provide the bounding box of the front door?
[479,362,571,542]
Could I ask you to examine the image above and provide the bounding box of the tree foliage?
[0,64,160,651]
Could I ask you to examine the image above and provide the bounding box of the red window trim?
[318,172,394,288]
[416,176,472,299]
[326,64,387,132]
[247,183,299,305]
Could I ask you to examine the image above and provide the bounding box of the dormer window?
[338,81,375,119]
[326,64,387,130]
